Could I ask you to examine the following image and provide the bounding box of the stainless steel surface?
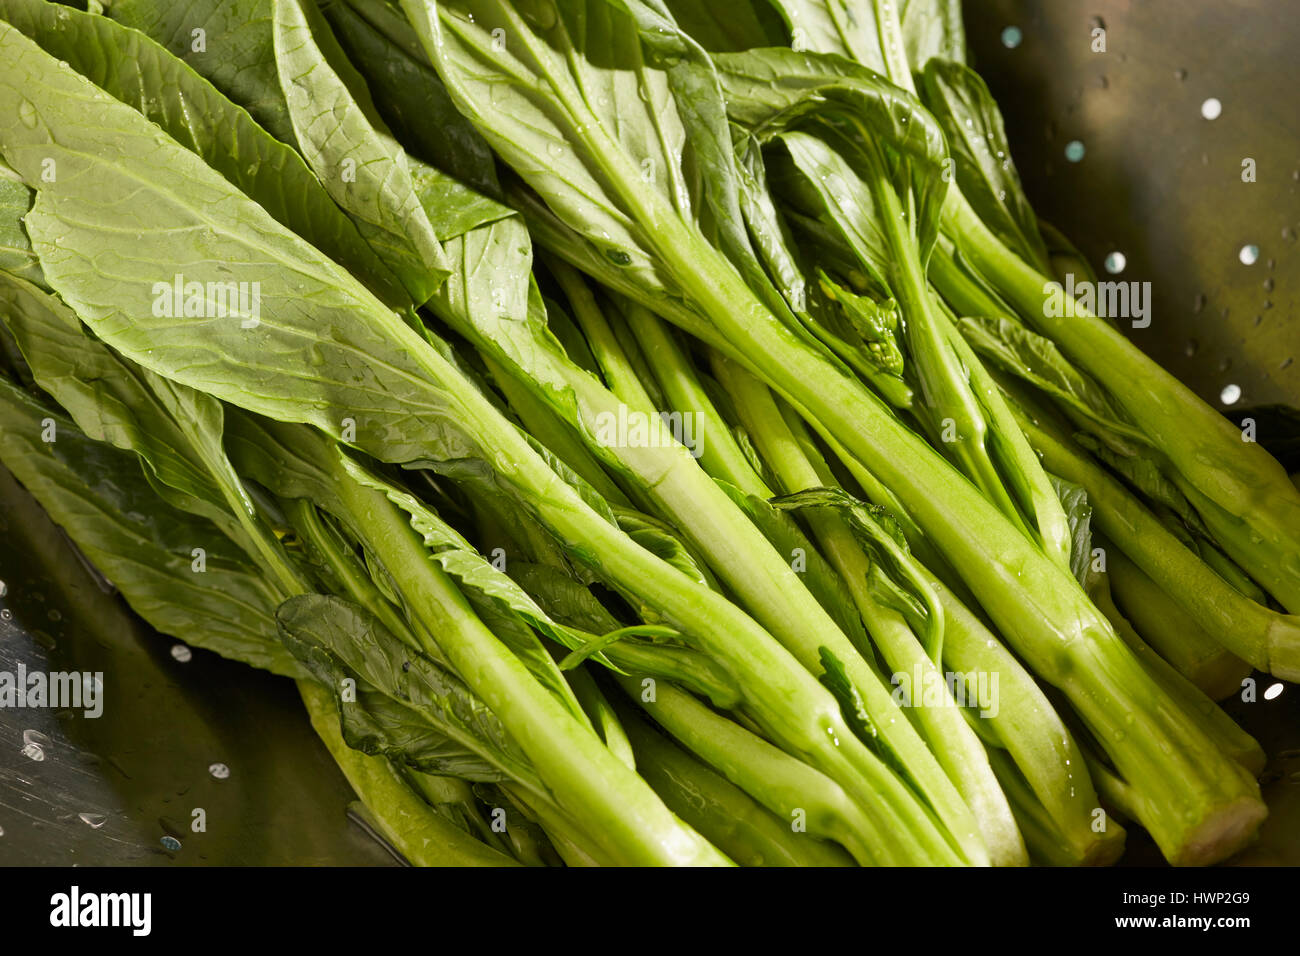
[0,466,395,866]
[0,0,1297,866]
[967,0,1299,410]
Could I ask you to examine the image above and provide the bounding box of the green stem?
[299,680,518,866]
[716,354,1022,864]
[619,675,926,866]
[1007,388,1300,680]
[945,187,1300,614]
[1106,546,1254,701]
[617,697,856,867]
[1085,565,1265,774]
[620,299,770,497]
[330,462,730,866]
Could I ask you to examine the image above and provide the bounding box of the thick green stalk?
[1106,547,1254,701]
[631,208,1261,861]
[934,294,1074,571]
[1008,393,1300,680]
[945,188,1300,614]
[620,299,770,497]
[714,354,1024,864]
[618,676,945,865]
[329,464,729,866]
[482,353,633,508]
[1085,568,1265,774]
[618,699,856,867]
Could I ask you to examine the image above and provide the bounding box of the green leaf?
[762,0,888,74]
[1049,474,1095,587]
[107,0,449,305]
[957,314,1148,445]
[899,0,966,69]
[0,273,302,592]
[0,0,408,307]
[1072,432,1208,536]
[817,647,915,786]
[338,454,593,722]
[277,593,535,783]
[611,507,712,590]
[320,0,501,194]
[0,377,300,676]
[0,160,42,287]
[0,25,486,465]
[271,0,450,304]
[661,0,783,52]
[711,46,949,258]
[919,58,1047,269]
[773,486,943,660]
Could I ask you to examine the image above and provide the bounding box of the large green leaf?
[761,0,887,74]
[0,273,302,591]
[899,0,966,69]
[0,377,299,676]
[108,0,450,305]
[0,23,484,465]
[0,0,408,306]
[320,0,500,194]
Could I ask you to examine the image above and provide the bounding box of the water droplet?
[170,644,192,663]
[47,609,61,623]
[208,762,230,780]
[1104,251,1126,274]
[79,812,107,829]
[0,580,7,598]
[21,728,47,762]
[1000,25,1023,48]
[1239,243,1260,265]
[1220,383,1242,405]
[1184,338,1198,357]
[1174,68,1188,81]
[1064,140,1086,162]
[160,835,182,851]
[1193,292,1206,313]
[1200,97,1222,120]
[18,99,38,129]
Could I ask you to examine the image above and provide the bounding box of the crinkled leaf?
[0,273,297,583]
[1049,473,1095,587]
[0,162,42,287]
[277,593,534,783]
[0,26,485,468]
[773,486,943,660]
[321,0,500,194]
